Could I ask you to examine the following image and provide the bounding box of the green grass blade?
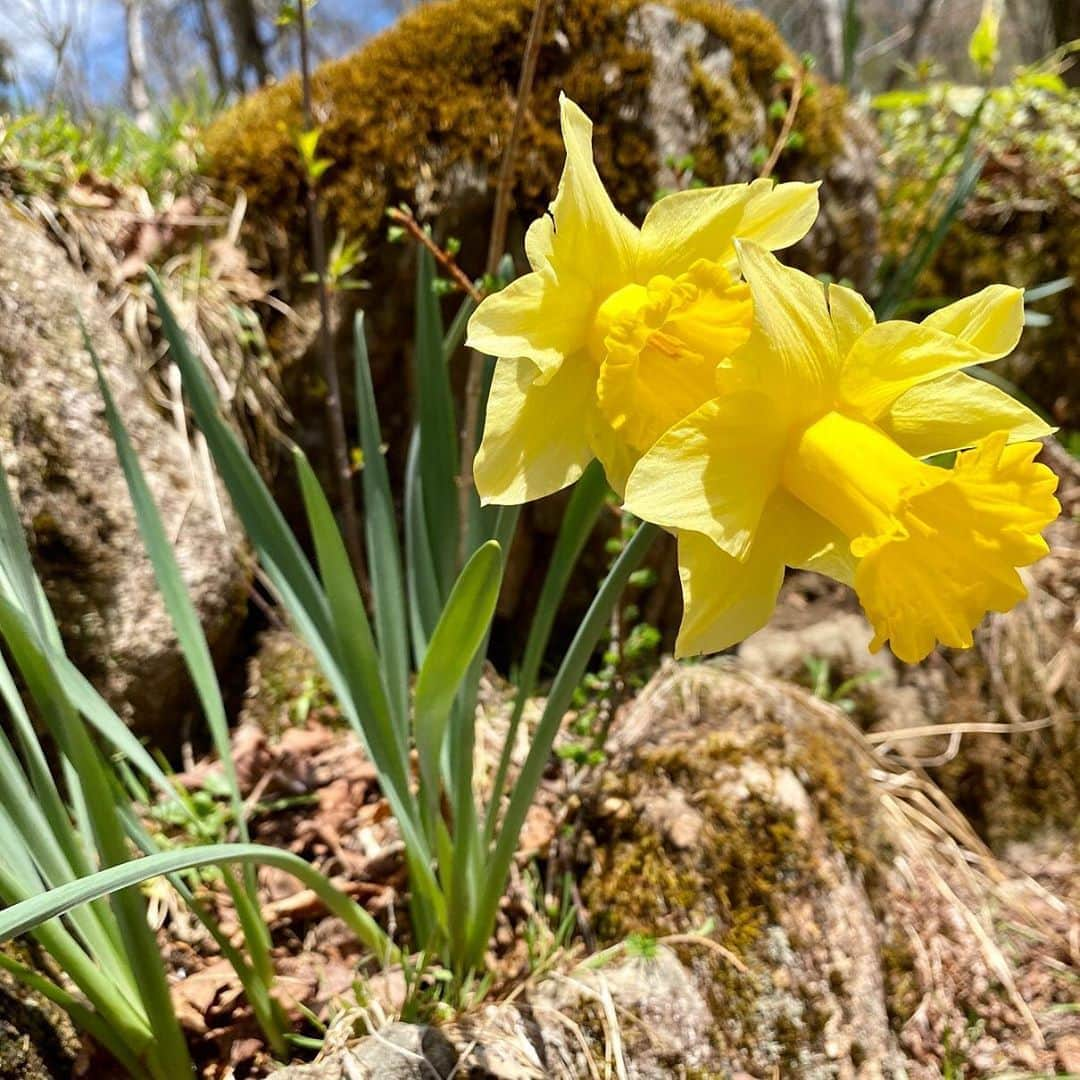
[486,462,608,841]
[414,249,459,594]
[413,540,502,815]
[0,843,397,964]
[466,521,660,968]
[354,312,410,730]
[147,270,332,644]
[404,428,441,663]
[293,449,409,786]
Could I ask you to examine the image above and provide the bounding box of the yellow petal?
[674,528,785,657]
[623,390,787,559]
[880,372,1055,458]
[524,215,554,272]
[637,184,752,278]
[473,355,596,504]
[735,178,821,253]
[853,435,1059,662]
[595,262,751,462]
[466,266,592,379]
[779,491,858,586]
[839,285,1025,419]
[827,282,875,361]
[921,284,1024,356]
[673,483,844,657]
[734,241,837,408]
[547,94,638,292]
[838,320,985,419]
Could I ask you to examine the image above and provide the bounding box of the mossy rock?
[204,0,870,285]
[576,662,904,1077]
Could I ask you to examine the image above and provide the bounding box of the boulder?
[271,1022,457,1079]
[0,208,249,746]
[576,662,904,1077]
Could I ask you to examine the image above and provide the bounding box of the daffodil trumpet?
[466,93,821,501]
[623,243,1059,663]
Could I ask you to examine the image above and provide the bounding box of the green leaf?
[484,461,608,843]
[413,541,502,809]
[354,313,410,730]
[968,0,1000,76]
[404,429,442,663]
[148,272,333,646]
[414,249,460,596]
[467,522,660,968]
[0,843,396,964]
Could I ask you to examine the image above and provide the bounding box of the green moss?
[203,0,846,273]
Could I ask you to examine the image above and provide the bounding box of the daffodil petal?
[921,284,1024,356]
[779,491,858,586]
[839,285,1025,419]
[548,94,638,291]
[466,266,592,377]
[637,185,752,278]
[838,320,985,418]
[524,215,554,272]
[674,528,785,657]
[473,355,595,504]
[734,241,837,406]
[827,282,875,361]
[735,178,821,253]
[880,372,1055,458]
[623,390,786,559]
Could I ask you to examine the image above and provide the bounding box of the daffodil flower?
[466,94,820,501]
[623,242,1060,664]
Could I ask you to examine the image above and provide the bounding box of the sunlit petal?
[473,356,596,504]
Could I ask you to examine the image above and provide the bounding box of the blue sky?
[4,0,398,108]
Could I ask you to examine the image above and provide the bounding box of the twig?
[296,0,368,591]
[458,0,551,564]
[386,207,482,304]
[758,62,805,182]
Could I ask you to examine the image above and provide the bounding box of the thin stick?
[296,0,368,591]
[758,62,804,182]
[458,0,551,563]
[387,207,482,304]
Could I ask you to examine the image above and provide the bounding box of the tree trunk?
[223,0,270,91]
[196,0,230,98]
[123,0,152,131]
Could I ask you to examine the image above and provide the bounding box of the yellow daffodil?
[467,93,820,501]
[623,242,1060,663]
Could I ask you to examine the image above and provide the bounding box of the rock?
[0,208,249,746]
[577,662,905,1078]
[0,963,80,1080]
[273,1023,457,1079]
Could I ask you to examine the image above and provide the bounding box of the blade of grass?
[0,843,396,963]
[148,270,332,644]
[354,312,410,735]
[414,248,459,594]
